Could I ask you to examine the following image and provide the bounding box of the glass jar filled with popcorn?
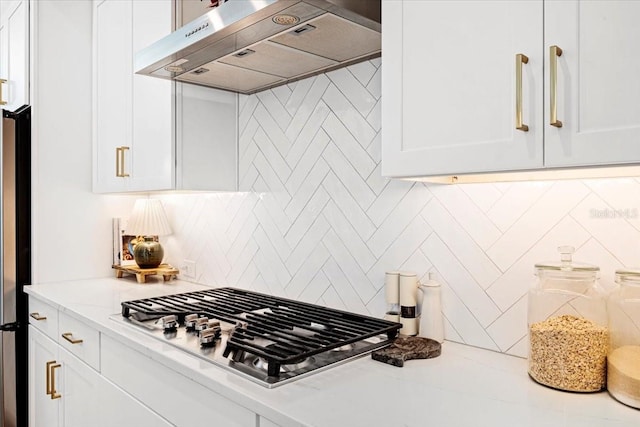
[608,269,640,408]
[527,246,608,392]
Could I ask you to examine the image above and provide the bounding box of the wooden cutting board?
[372,337,441,367]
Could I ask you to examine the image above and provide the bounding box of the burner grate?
[121,287,401,378]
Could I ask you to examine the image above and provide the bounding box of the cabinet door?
[59,346,171,427]
[382,0,543,177]
[0,0,28,111]
[129,0,173,192]
[29,326,60,427]
[544,0,640,167]
[93,0,132,192]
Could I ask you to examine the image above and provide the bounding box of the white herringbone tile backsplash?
[160,60,640,358]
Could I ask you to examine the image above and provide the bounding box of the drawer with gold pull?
[58,311,100,370]
[28,297,59,340]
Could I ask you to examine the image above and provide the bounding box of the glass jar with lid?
[527,245,608,392]
[608,269,640,408]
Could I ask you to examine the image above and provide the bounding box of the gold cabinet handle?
[550,45,563,128]
[515,53,529,132]
[50,363,61,400]
[0,79,6,105]
[30,312,47,321]
[115,147,121,177]
[46,360,55,395]
[116,146,130,177]
[61,332,83,344]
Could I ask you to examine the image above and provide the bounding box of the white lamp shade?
[125,199,172,236]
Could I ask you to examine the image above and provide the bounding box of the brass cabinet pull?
[515,53,529,132]
[50,363,61,400]
[0,79,6,105]
[115,147,121,177]
[30,312,47,321]
[61,332,83,344]
[116,146,130,177]
[45,360,55,395]
[550,45,563,128]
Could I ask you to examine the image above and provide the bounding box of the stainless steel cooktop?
[111,288,401,388]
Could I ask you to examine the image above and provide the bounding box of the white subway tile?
[348,60,377,86]
[285,101,331,167]
[438,278,500,351]
[322,143,376,209]
[367,184,432,258]
[460,183,503,213]
[322,172,377,240]
[287,244,330,299]
[285,187,330,249]
[487,180,590,271]
[487,181,552,232]
[326,67,377,117]
[323,85,377,151]
[252,127,291,183]
[321,258,369,314]
[486,296,528,352]
[257,89,291,130]
[367,215,433,286]
[421,235,501,328]
[366,178,413,228]
[322,200,376,272]
[571,193,640,268]
[486,216,591,311]
[285,128,330,195]
[322,230,377,303]
[286,216,330,275]
[284,159,330,221]
[422,199,501,289]
[429,184,502,250]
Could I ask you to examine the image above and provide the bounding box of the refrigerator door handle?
[0,321,20,332]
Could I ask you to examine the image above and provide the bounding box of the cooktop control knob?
[194,317,210,333]
[184,314,199,330]
[161,315,178,331]
[199,324,222,347]
[207,320,220,330]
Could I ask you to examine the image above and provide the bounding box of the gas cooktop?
[112,287,401,388]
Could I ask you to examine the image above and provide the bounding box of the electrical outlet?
[182,260,196,279]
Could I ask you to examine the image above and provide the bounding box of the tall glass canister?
[608,269,640,408]
[527,246,608,392]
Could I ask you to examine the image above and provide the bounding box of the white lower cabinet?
[29,326,59,427]
[28,295,272,427]
[101,334,258,427]
[29,326,171,427]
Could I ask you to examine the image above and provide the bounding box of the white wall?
[31,0,135,284]
[157,60,640,358]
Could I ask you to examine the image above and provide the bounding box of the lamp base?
[133,236,164,269]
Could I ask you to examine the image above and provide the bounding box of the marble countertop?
[25,278,639,427]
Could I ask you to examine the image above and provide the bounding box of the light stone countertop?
[25,278,640,427]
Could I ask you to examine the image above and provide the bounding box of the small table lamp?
[125,199,172,269]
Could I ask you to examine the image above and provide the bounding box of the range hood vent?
[134,0,381,94]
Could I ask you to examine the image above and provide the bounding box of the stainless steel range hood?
[134,0,381,94]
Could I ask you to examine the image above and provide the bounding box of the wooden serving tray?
[112,264,179,284]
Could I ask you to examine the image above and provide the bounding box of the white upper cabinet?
[383,0,640,178]
[93,0,173,193]
[93,0,134,192]
[0,0,29,111]
[92,0,237,193]
[544,0,640,168]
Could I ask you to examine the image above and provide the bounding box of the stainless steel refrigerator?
[0,105,31,427]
